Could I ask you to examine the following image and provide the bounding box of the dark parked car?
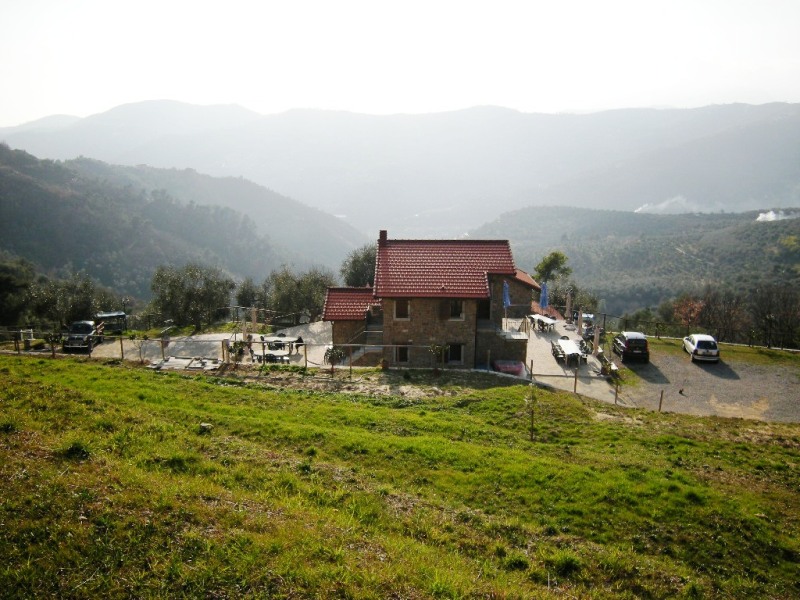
[62,320,103,352]
[582,325,605,343]
[612,331,650,363]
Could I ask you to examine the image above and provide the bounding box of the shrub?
[549,549,582,577]
[58,440,91,461]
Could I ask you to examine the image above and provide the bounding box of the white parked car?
[683,334,720,363]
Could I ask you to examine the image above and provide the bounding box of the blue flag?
[540,282,548,309]
[503,280,511,308]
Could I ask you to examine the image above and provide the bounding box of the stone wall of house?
[331,320,364,346]
[475,332,529,369]
[383,297,479,368]
[488,276,534,322]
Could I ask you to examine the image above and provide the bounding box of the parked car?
[683,333,720,363]
[582,325,605,343]
[612,331,650,363]
[62,320,103,352]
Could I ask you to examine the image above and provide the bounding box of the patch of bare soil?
[220,365,519,400]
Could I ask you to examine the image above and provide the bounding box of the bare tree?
[699,287,748,343]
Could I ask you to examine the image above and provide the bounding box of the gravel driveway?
[526,320,799,423]
[614,350,800,423]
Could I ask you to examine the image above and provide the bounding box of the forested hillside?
[0,145,361,298]
[4,141,799,315]
[475,207,800,314]
[65,157,367,265]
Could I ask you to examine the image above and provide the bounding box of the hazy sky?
[2,0,799,127]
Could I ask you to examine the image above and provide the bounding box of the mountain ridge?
[4,100,800,237]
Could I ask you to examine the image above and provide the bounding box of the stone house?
[323,230,539,369]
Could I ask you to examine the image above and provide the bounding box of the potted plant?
[324,346,346,375]
[428,343,446,375]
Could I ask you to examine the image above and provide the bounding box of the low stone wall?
[476,332,528,368]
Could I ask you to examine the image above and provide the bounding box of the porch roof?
[322,287,380,321]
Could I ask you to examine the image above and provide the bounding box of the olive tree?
[150,264,235,330]
[0,255,35,325]
[534,251,572,283]
[267,265,337,321]
[533,251,575,312]
[27,272,117,329]
[340,243,376,287]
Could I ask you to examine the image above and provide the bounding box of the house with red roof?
[323,230,539,369]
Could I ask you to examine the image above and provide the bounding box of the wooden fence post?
[659,390,664,412]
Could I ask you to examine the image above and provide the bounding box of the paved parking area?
[90,322,333,370]
[526,319,621,404]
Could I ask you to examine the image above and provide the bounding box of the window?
[394,299,410,320]
[447,343,464,364]
[449,299,464,320]
[476,299,490,320]
[395,344,410,363]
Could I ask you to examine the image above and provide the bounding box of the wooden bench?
[599,354,619,377]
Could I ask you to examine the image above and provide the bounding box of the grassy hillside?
[474,207,800,314]
[1,355,798,598]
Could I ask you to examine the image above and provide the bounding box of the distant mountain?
[0,101,261,161]
[0,145,366,299]
[3,100,800,237]
[0,114,81,133]
[473,206,800,314]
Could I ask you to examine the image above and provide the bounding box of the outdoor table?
[555,338,583,366]
[255,350,290,364]
[260,336,301,354]
[529,314,556,331]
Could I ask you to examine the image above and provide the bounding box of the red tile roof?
[514,268,540,291]
[322,287,380,321]
[374,235,518,298]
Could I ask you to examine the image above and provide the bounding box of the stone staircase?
[347,315,384,365]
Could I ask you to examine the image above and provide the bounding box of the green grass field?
[1,354,798,598]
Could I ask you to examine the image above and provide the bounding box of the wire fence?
[0,331,436,372]
[2,313,798,368]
